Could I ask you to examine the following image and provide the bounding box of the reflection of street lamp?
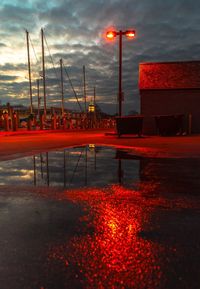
[106,29,135,117]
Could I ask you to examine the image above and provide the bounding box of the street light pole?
[106,29,135,117]
[41,28,47,119]
[119,31,123,117]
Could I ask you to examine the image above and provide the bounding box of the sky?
[0,0,200,115]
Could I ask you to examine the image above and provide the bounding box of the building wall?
[141,89,200,134]
[139,61,200,134]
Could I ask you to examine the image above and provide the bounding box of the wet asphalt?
[0,145,200,289]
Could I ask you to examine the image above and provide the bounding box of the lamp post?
[106,29,135,117]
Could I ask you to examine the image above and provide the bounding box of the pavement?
[0,128,200,160]
[1,129,200,289]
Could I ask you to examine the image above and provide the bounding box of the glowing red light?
[47,184,165,288]
[125,30,135,39]
[106,31,117,40]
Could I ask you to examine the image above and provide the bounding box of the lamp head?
[106,31,117,40]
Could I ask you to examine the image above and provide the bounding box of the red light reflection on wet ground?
[1,178,200,289]
[47,184,169,288]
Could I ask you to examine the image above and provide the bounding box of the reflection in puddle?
[0,145,200,289]
[0,146,140,188]
[1,145,200,196]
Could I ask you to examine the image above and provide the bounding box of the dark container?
[154,114,184,136]
[115,115,144,137]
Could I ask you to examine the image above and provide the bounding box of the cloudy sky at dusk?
[0,0,200,114]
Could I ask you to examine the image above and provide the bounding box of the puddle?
[0,145,200,289]
[0,144,200,195]
[0,145,140,188]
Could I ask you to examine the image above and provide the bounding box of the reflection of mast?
[117,159,123,184]
[40,153,44,179]
[85,146,88,186]
[26,30,33,114]
[33,155,36,186]
[41,28,47,118]
[46,152,49,186]
[89,144,97,170]
[69,149,83,185]
[64,150,66,188]
[94,147,97,171]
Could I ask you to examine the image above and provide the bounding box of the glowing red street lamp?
[106,29,135,116]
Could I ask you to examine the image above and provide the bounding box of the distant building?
[139,61,200,134]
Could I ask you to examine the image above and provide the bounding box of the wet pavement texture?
[0,145,200,289]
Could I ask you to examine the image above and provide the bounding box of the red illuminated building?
[139,61,200,134]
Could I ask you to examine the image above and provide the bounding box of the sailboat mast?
[83,65,86,113]
[93,86,96,105]
[41,28,47,118]
[37,79,40,118]
[60,58,64,115]
[94,86,96,125]
[26,30,33,114]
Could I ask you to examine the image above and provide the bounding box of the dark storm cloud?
[36,0,200,113]
[0,4,39,33]
[0,43,6,48]
[0,63,27,71]
[1,0,200,113]
[0,75,18,81]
